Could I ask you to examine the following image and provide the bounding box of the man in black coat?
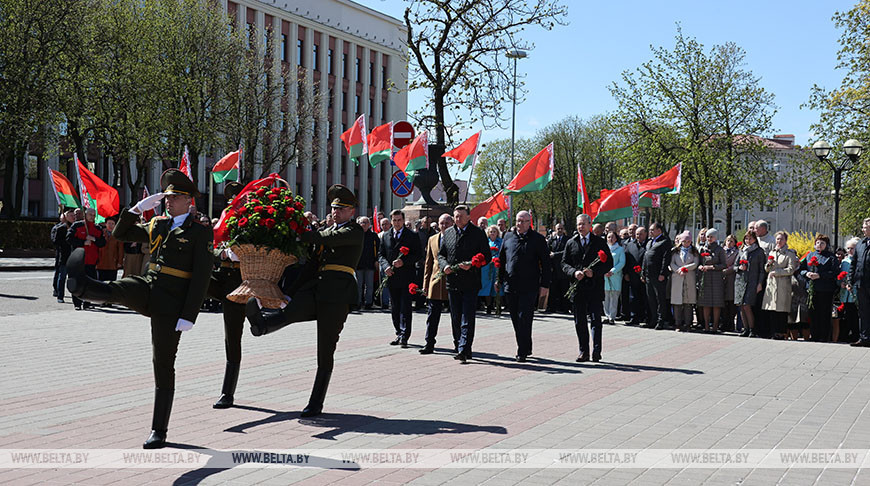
[546,223,569,313]
[643,222,672,329]
[438,204,491,363]
[624,226,648,326]
[497,211,551,362]
[850,217,870,347]
[356,216,380,310]
[561,213,613,362]
[51,208,75,302]
[379,209,422,347]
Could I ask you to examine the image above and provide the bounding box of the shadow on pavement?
[467,351,702,375]
[0,293,38,300]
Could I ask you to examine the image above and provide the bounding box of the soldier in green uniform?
[208,181,245,409]
[246,184,363,417]
[66,169,213,449]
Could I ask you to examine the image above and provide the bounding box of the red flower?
[408,283,420,295]
[399,246,410,256]
[739,259,749,265]
[255,188,266,197]
[679,267,688,274]
[253,205,264,213]
[701,252,711,257]
[238,217,248,228]
[838,271,849,281]
[271,187,282,194]
[238,206,248,215]
[597,249,608,263]
[768,255,775,261]
[267,193,278,201]
[286,207,295,216]
[736,241,743,247]
[471,253,487,268]
[809,256,819,267]
[263,218,276,229]
[289,221,298,231]
[838,303,845,312]
[294,202,304,211]
[266,206,276,215]
[490,246,499,252]
[296,224,306,234]
[633,265,642,274]
[492,257,501,268]
[258,218,267,227]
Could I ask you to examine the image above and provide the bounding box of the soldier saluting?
[246,184,363,417]
[67,169,213,449]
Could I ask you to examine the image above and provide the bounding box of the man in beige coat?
[419,213,453,354]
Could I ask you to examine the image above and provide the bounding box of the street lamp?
[813,139,863,248]
[506,48,527,221]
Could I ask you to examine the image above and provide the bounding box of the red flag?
[340,115,368,166]
[372,206,380,233]
[469,190,509,226]
[442,132,480,171]
[577,164,589,212]
[394,131,428,181]
[178,146,193,181]
[75,154,119,223]
[504,143,554,195]
[141,185,156,221]
[367,122,393,168]
[213,173,285,246]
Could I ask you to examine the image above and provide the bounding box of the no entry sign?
[393,121,415,149]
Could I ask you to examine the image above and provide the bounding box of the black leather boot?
[143,388,173,449]
[66,248,113,304]
[246,298,292,336]
[300,368,332,417]
[213,362,240,409]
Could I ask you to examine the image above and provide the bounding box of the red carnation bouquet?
[433,252,487,284]
[807,254,820,309]
[408,283,420,295]
[633,265,642,274]
[375,246,411,299]
[566,249,609,300]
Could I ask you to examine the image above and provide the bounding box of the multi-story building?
[3,0,408,219]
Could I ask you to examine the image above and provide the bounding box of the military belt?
[319,264,356,276]
[149,263,193,279]
[220,261,241,269]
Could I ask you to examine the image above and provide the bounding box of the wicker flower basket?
[226,244,298,308]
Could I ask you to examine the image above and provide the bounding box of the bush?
[0,220,55,250]
[788,230,816,261]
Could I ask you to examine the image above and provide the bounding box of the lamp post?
[506,48,527,221]
[813,139,863,248]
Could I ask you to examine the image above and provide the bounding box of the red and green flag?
[394,131,428,182]
[212,148,241,183]
[589,186,654,223]
[470,190,509,226]
[368,122,393,168]
[340,114,368,166]
[47,167,80,209]
[75,154,119,223]
[577,163,589,211]
[443,131,480,171]
[178,146,193,181]
[638,162,682,195]
[504,142,554,195]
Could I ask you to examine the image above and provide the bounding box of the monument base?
[401,204,454,223]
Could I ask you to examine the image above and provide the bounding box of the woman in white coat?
[669,231,700,332]
[603,231,626,324]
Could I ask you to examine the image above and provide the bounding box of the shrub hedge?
[0,220,56,250]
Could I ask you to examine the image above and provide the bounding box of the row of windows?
[271,33,387,87]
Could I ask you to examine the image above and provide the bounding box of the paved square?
[1,286,870,484]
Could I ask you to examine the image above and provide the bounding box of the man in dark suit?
[562,213,613,362]
[438,204,491,363]
[67,169,213,448]
[497,211,551,362]
[51,207,75,303]
[624,226,648,326]
[546,223,569,313]
[643,222,672,329]
[379,209,423,347]
[850,217,870,347]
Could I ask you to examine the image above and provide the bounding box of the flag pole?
[463,154,477,204]
[208,170,214,220]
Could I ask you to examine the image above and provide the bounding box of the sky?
[355,0,855,182]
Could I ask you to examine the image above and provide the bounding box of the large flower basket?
[227,244,298,308]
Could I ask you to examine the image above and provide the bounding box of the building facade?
[2,0,408,220]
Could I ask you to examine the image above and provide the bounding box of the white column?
[345,41,357,191]
[286,20,298,192]
[316,33,329,214]
[371,50,383,214]
[358,45,370,217]
[332,40,343,186]
[301,26,314,213]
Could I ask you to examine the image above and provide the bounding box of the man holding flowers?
[378,209,423,347]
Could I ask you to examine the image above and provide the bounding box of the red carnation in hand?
[597,249,608,263]
[271,187,282,194]
[408,283,420,295]
[679,267,688,274]
[809,256,819,266]
[739,259,749,265]
[399,246,410,256]
[768,255,775,261]
[490,245,499,252]
[238,217,248,228]
[255,188,266,197]
[701,252,711,257]
[471,252,487,268]
[838,271,849,280]
[263,218,276,229]
[837,303,845,312]
[634,265,642,274]
[492,257,501,268]
[736,241,743,247]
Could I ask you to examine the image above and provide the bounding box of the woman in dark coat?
[697,228,727,332]
[721,234,740,331]
[734,231,766,337]
[799,234,839,342]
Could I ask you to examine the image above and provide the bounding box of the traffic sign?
[390,170,414,198]
[393,121,415,149]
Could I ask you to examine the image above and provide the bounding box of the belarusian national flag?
[75,154,119,224]
[368,122,393,168]
[443,132,480,171]
[341,115,368,166]
[394,131,428,182]
[470,190,509,226]
[638,162,681,195]
[47,167,80,208]
[504,142,554,195]
[577,163,589,211]
[140,185,156,221]
[212,148,241,183]
[372,206,380,233]
[590,186,654,223]
[179,146,193,181]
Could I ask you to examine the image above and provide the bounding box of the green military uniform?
[208,181,245,409]
[67,169,213,449]
[247,184,363,417]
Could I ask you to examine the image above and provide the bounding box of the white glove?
[175,318,194,332]
[131,192,165,215]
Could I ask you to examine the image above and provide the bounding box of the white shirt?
[170,212,189,231]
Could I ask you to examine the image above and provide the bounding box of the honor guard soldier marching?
[66,169,213,449]
[246,184,363,417]
[208,181,245,409]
